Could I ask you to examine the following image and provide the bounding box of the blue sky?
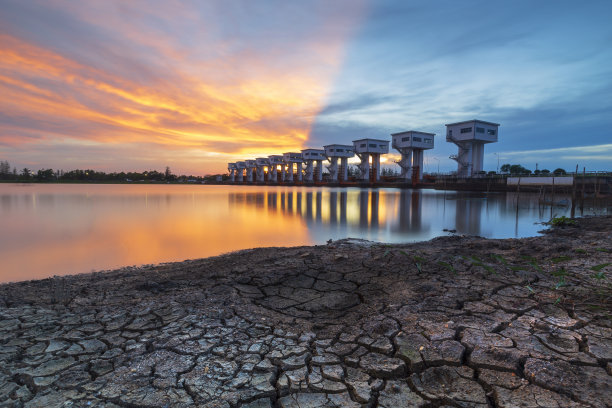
[0,0,610,174]
[311,0,612,172]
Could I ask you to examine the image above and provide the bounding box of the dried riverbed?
[1,216,611,407]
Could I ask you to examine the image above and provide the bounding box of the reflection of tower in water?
[371,191,379,228]
[397,190,422,232]
[359,191,368,228]
[455,195,483,236]
[301,191,323,224]
[325,191,348,227]
[329,192,337,225]
[267,192,277,212]
[340,192,347,226]
[287,191,293,214]
[358,190,380,228]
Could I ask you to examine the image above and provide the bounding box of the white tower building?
[391,131,435,181]
[235,161,246,182]
[301,149,326,183]
[255,158,269,183]
[352,139,390,182]
[268,155,283,182]
[244,160,256,183]
[227,163,237,183]
[323,144,354,182]
[446,120,499,177]
[282,152,304,182]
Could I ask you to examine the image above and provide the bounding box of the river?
[0,183,608,282]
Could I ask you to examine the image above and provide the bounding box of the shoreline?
[1,216,611,407]
[3,178,611,195]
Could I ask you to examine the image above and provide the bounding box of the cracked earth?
[1,216,611,407]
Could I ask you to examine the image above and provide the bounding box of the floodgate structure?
[227,119,500,184]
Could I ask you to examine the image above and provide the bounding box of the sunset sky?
[1,0,611,174]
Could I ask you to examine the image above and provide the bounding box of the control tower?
[235,161,246,182]
[301,149,326,183]
[353,139,389,182]
[255,158,269,183]
[227,163,237,183]
[446,120,499,177]
[244,160,256,183]
[282,152,304,182]
[323,144,354,182]
[391,131,435,181]
[268,155,283,182]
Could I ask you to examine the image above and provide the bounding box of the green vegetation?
[553,168,567,175]
[551,268,567,278]
[549,216,577,227]
[521,255,543,272]
[490,254,508,265]
[590,263,611,272]
[0,160,222,183]
[500,163,532,175]
[462,255,497,274]
[438,261,456,274]
[552,256,572,263]
[413,255,426,273]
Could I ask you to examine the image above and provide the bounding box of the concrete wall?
[507,177,574,186]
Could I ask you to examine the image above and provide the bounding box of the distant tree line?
[500,163,566,176]
[0,161,217,183]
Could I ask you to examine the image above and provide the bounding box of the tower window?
[487,129,496,135]
[460,127,472,134]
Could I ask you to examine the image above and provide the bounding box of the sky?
[1,0,611,175]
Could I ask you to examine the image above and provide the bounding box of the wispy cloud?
[503,144,612,162]
[0,0,365,172]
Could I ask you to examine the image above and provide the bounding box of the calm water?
[0,183,609,283]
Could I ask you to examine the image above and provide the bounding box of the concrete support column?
[373,154,381,182]
[328,158,338,182]
[472,143,484,174]
[246,168,253,182]
[237,169,244,182]
[304,161,314,182]
[270,166,277,182]
[316,160,323,182]
[256,167,264,183]
[296,163,303,182]
[340,158,348,182]
[357,154,370,181]
[465,144,473,177]
[398,148,413,181]
[413,150,424,180]
[229,169,235,183]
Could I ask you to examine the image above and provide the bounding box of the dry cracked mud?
[1,216,611,407]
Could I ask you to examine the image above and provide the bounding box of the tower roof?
[445,119,500,127]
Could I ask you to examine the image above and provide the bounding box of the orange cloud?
[0,2,366,174]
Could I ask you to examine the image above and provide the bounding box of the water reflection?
[1,184,609,283]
